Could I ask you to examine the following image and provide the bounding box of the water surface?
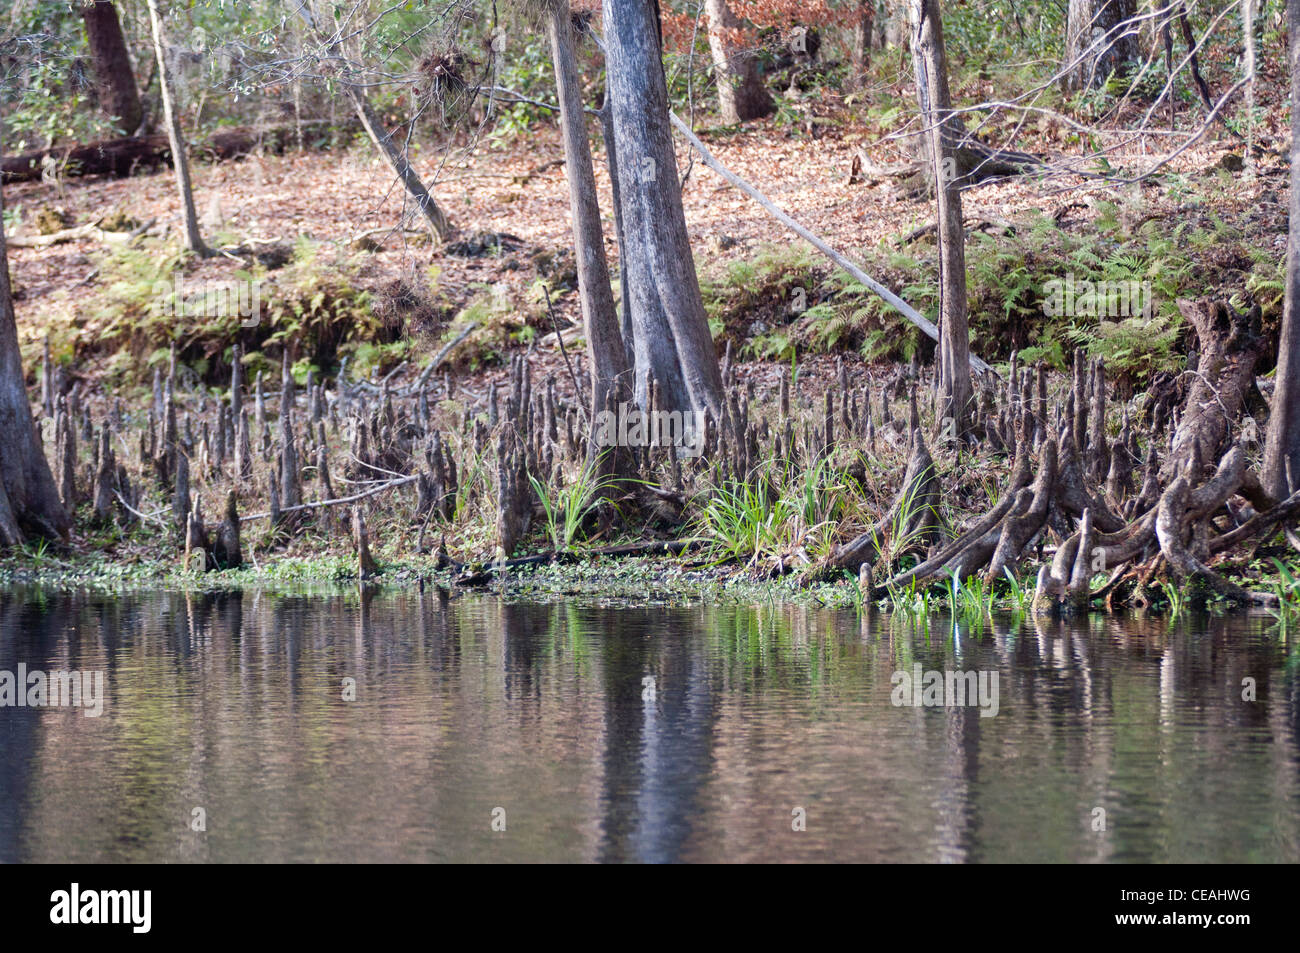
[1,585,1297,862]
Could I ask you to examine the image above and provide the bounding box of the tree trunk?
[910,0,973,437]
[546,4,634,469]
[603,0,725,420]
[145,0,208,256]
[291,4,453,243]
[1264,0,1300,499]
[345,88,452,243]
[704,0,775,124]
[1062,0,1138,91]
[881,2,906,47]
[0,183,71,546]
[598,102,637,377]
[849,0,876,87]
[80,1,143,136]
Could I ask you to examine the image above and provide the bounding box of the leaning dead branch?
[668,110,996,378]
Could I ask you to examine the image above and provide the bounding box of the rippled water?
[0,584,1297,863]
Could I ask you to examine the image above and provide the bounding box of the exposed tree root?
[812,298,1293,611]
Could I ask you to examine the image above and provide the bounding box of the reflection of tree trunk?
[603,0,724,419]
[0,593,74,861]
[145,0,208,256]
[80,1,143,135]
[0,183,70,545]
[595,606,717,863]
[1062,0,1138,92]
[1263,0,1300,500]
[546,4,633,475]
[704,0,775,124]
[910,0,972,436]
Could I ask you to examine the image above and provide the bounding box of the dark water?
[1,584,1297,863]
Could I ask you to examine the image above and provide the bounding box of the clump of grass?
[1003,568,1033,615]
[1161,581,1188,620]
[529,455,620,553]
[1265,559,1300,630]
[694,474,798,563]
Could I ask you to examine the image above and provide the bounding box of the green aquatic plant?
[529,454,619,553]
[1265,559,1300,630]
[695,476,798,562]
[1003,568,1033,615]
[1162,581,1187,620]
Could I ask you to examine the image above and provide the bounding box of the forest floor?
[2,81,1298,611]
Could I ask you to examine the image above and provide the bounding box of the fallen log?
[6,217,156,248]
[2,122,344,183]
[3,136,169,182]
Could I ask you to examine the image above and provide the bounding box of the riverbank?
[4,101,1297,615]
[5,540,1298,630]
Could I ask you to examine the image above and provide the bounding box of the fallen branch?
[239,475,417,522]
[7,220,154,248]
[401,321,479,396]
[667,111,996,377]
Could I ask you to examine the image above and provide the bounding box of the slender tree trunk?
[80,0,143,135]
[882,1,906,47]
[1263,0,1300,499]
[910,0,972,436]
[145,0,208,256]
[292,21,305,152]
[1062,0,1138,91]
[345,86,453,242]
[0,182,71,546]
[291,1,453,242]
[546,2,633,472]
[603,0,724,420]
[704,0,775,124]
[850,0,876,87]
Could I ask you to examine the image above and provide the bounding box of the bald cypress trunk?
[603,0,724,420]
[546,3,634,471]
[910,0,973,437]
[1263,0,1300,499]
[0,182,71,546]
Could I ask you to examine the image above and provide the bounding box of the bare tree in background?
[291,0,453,242]
[849,0,876,87]
[704,0,775,124]
[1062,0,1138,91]
[145,0,209,256]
